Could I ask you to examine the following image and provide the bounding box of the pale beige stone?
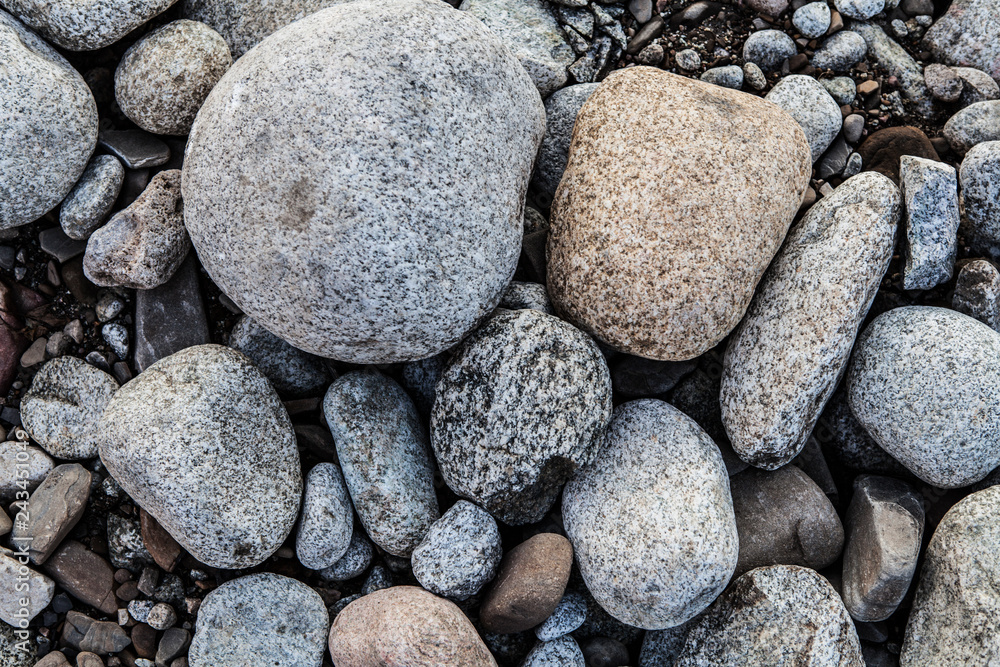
[547,67,811,361]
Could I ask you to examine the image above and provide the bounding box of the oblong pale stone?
[0,0,178,50]
[900,155,960,290]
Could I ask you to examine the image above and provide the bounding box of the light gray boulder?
[812,31,867,72]
[765,75,842,162]
[834,0,884,19]
[742,30,797,72]
[923,0,1000,87]
[793,2,831,39]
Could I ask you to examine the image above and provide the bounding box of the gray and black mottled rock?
[318,525,373,582]
[182,0,341,57]
[564,400,737,629]
[1,0,178,50]
[411,500,502,601]
[0,10,98,229]
[900,155,959,290]
[812,31,867,72]
[106,514,154,571]
[295,463,353,570]
[833,0,883,20]
[729,466,844,577]
[115,20,232,136]
[99,344,302,568]
[532,83,598,204]
[639,619,697,667]
[699,65,743,89]
[535,590,587,641]
[360,564,392,595]
[431,309,612,525]
[500,282,554,314]
[401,353,446,418]
[675,49,701,71]
[60,155,124,240]
[97,130,170,169]
[900,485,1000,665]
[815,388,910,476]
[953,259,1000,329]
[134,255,210,372]
[765,75,842,162]
[11,463,91,564]
[851,22,934,120]
[0,623,36,666]
[675,566,863,666]
[943,101,1000,154]
[189,573,328,667]
[923,63,963,102]
[793,2,830,39]
[955,67,1000,108]
[84,169,190,290]
[228,315,331,397]
[324,371,439,557]
[923,0,1000,88]
[523,636,585,666]
[823,77,857,106]
[21,356,119,460]
[0,553,53,625]
[721,173,899,469]
[183,0,544,364]
[842,475,924,622]
[959,141,1000,260]
[848,306,1000,488]
[742,30,797,72]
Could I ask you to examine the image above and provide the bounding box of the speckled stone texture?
[953,259,1000,329]
[834,0,884,19]
[323,371,439,557]
[0,10,97,229]
[0,553,53,625]
[295,463,353,570]
[328,586,498,666]
[900,156,959,290]
[959,141,1000,260]
[816,387,911,476]
[182,0,343,57]
[532,83,598,204]
[431,309,612,525]
[944,100,1000,154]
[639,620,698,667]
[99,344,302,569]
[548,68,810,361]
[742,30,797,71]
[21,356,119,460]
[183,0,544,364]
[812,31,867,72]
[84,170,191,290]
[848,306,1000,488]
[411,500,502,600]
[500,281,553,314]
[675,565,863,666]
[522,636,585,666]
[923,0,1000,85]
[0,623,36,666]
[900,486,1000,666]
[765,75,843,162]
[0,444,52,501]
[535,591,587,640]
[318,525,372,582]
[115,20,232,136]
[793,2,830,39]
[720,172,900,469]
[227,315,331,397]
[0,0,178,49]
[563,400,738,630]
[60,155,124,240]
[189,573,328,667]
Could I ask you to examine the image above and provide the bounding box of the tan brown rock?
[547,67,811,361]
[327,586,496,666]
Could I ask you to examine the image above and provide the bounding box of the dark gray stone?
[816,136,852,179]
[611,355,696,398]
[97,130,170,169]
[639,619,697,667]
[60,155,124,240]
[134,255,209,372]
[499,281,554,314]
[532,83,599,205]
[228,315,331,397]
[39,228,87,263]
[815,387,910,475]
[953,259,1000,329]
[411,500,501,601]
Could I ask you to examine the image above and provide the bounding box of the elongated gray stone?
[953,259,1000,330]
[323,371,439,557]
[900,156,959,290]
[901,486,1000,665]
[959,140,1000,261]
[851,22,934,120]
[11,463,92,565]
[563,399,738,630]
[134,255,210,372]
[923,0,1000,86]
[295,463,353,570]
[848,306,1000,488]
[60,155,124,241]
[764,75,842,162]
[721,172,900,469]
[411,500,501,601]
[944,101,1000,154]
[0,0,179,49]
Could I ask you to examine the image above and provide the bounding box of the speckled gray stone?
[851,22,934,120]
[765,75,842,162]
[848,306,1000,488]
[106,514,154,571]
[84,170,190,290]
[959,141,1000,261]
[0,553,53,626]
[675,49,701,71]
[923,63,963,102]
[943,101,1000,154]
[295,463,353,570]
[793,2,830,39]
[816,388,911,476]
[900,155,959,290]
[0,443,53,501]
[182,0,341,57]
[431,308,612,525]
[834,0,884,19]
[0,0,179,49]
[639,619,697,667]
[955,67,1000,108]
[563,400,738,630]
[532,83,598,205]
[115,20,232,136]
[411,500,501,600]
[535,591,587,641]
[99,344,302,568]
[675,565,863,666]
[21,356,119,460]
[0,623,36,666]
[923,0,1000,87]
[189,573,328,667]
[700,65,743,89]
[318,525,373,582]
[323,370,439,557]
[228,315,331,397]
[0,10,97,229]
[183,0,543,364]
[953,259,1000,329]
[721,172,899,469]
[522,636,585,666]
[842,475,924,622]
[60,155,124,241]
[822,77,857,106]
[743,62,767,90]
[742,30,797,72]
[812,31,868,72]
[900,486,1000,665]
[499,282,554,314]
[843,113,865,143]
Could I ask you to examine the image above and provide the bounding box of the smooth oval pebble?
[182,0,544,364]
[563,399,738,629]
[411,500,502,601]
[848,306,1000,488]
[295,463,353,570]
[1,0,179,49]
[943,100,1000,154]
[765,74,843,162]
[743,30,797,71]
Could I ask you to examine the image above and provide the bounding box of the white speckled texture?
[183,0,544,364]
[227,315,331,398]
[295,463,353,570]
[900,486,1000,666]
[99,344,302,569]
[959,141,1000,260]
[0,0,179,49]
[562,399,738,630]
[721,172,900,469]
[411,500,501,601]
[833,0,883,19]
[0,553,53,626]
[60,155,124,240]
[923,0,1000,85]
[522,636,585,666]
[812,31,867,72]
[318,525,372,582]
[953,259,1000,330]
[943,100,1000,154]
[535,591,587,641]
[765,75,842,162]
[848,306,1000,488]
[0,443,52,501]
[900,155,959,290]
[548,67,811,361]
[431,309,612,525]
[742,30,797,71]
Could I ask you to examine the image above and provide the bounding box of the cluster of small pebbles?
[1,0,1000,665]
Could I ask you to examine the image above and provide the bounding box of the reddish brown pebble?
[856,126,940,183]
[141,509,182,572]
[36,652,71,667]
[76,652,104,667]
[116,580,140,602]
[43,540,118,615]
[130,623,157,658]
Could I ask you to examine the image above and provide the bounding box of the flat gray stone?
[189,573,328,667]
[923,0,1000,86]
[295,463,353,570]
[0,443,53,501]
[945,101,1000,154]
[851,22,934,120]
[0,552,53,626]
[742,30,797,72]
[721,172,900,468]
[959,141,1000,261]
[97,130,170,169]
[812,31,867,72]
[793,2,830,39]
[183,0,544,364]
[411,500,501,600]
[953,259,1000,330]
[323,371,439,557]
[318,525,373,582]
[522,636,585,666]
[765,74,842,162]
[900,155,959,290]
[535,591,587,641]
[99,344,302,568]
[431,309,612,525]
[1,0,178,49]
[60,155,124,241]
[563,399,737,630]
[11,463,91,565]
[0,9,97,229]
[134,255,210,372]
[848,306,1000,488]
[228,315,331,397]
[532,83,598,205]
